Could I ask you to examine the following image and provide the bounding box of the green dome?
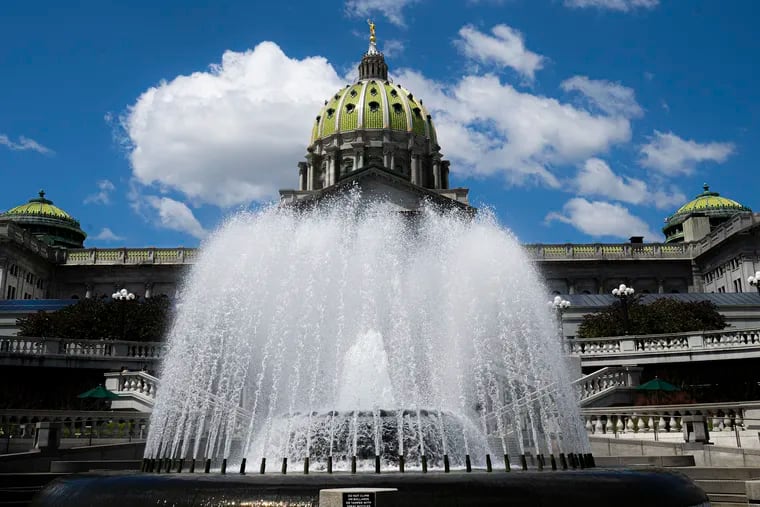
[6,191,76,221]
[1,190,86,248]
[673,186,749,215]
[309,80,438,147]
[663,184,751,243]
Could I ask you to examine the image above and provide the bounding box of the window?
[717,286,725,293]
[413,107,422,117]
[390,89,398,97]
[392,103,403,114]
[9,264,18,277]
[350,89,357,97]
[345,103,355,114]
[369,88,378,96]
[6,286,16,299]
[23,293,32,300]
[326,108,335,118]
[734,279,743,292]
[368,101,380,112]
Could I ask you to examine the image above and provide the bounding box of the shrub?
[17,295,172,342]
[577,297,727,338]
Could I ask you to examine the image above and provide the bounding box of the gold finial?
[368,19,376,45]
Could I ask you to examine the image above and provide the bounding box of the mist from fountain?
[145,190,588,470]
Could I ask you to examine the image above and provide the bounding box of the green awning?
[77,385,119,399]
[635,378,680,392]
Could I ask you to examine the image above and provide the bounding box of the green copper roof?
[310,79,437,146]
[4,190,78,223]
[1,190,86,248]
[673,184,750,215]
[662,184,752,243]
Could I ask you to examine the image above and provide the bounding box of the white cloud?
[382,39,405,58]
[455,24,545,81]
[122,42,344,207]
[344,0,419,26]
[0,134,53,154]
[561,75,643,118]
[84,179,116,205]
[564,0,658,12]
[146,196,207,239]
[395,69,632,187]
[90,227,125,242]
[574,158,684,209]
[546,197,658,240]
[639,131,735,175]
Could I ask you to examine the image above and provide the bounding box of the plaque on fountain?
[319,488,398,507]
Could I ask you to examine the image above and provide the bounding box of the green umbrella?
[635,378,680,392]
[77,385,119,399]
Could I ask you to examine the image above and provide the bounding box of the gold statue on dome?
[368,19,376,44]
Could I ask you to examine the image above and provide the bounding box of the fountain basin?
[255,408,489,470]
[32,469,708,507]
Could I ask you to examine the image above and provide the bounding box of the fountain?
[32,24,709,507]
[145,195,586,472]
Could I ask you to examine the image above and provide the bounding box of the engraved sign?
[343,492,375,507]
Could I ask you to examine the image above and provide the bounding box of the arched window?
[368,101,380,112]
[392,103,403,114]
[346,103,355,114]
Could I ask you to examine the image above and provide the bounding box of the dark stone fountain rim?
[32,469,708,507]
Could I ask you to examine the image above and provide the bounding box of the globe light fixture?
[747,272,760,293]
[548,295,571,350]
[112,288,135,301]
[611,284,634,297]
[611,283,635,335]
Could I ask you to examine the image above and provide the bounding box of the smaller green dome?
[5,190,77,221]
[673,184,750,215]
[663,184,751,243]
[1,190,86,248]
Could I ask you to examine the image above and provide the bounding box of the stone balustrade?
[63,247,197,265]
[0,409,150,440]
[105,371,158,401]
[574,366,642,406]
[0,336,163,359]
[581,401,760,448]
[523,242,694,260]
[569,327,760,366]
[0,336,164,370]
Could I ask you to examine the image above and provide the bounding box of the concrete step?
[711,503,748,507]
[695,479,746,494]
[707,492,747,504]
[674,466,760,480]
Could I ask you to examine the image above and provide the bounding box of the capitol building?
[1,30,760,329]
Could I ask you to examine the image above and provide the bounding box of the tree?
[577,297,727,338]
[17,295,172,342]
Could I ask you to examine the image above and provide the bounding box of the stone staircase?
[673,467,760,506]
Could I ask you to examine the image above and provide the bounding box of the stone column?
[410,155,419,185]
[657,279,665,294]
[567,279,576,295]
[144,283,153,299]
[0,261,6,300]
[433,160,441,189]
[85,284,93,299]
[306,164,314,191]
[297,162,308,191]
[689,260,703,293]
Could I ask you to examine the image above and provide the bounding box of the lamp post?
[548,295,571,349]
[747,272,760,293]
[111,288,135,340]
[611,284,635,335]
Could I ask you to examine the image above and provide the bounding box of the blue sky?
[1,0,759,246]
